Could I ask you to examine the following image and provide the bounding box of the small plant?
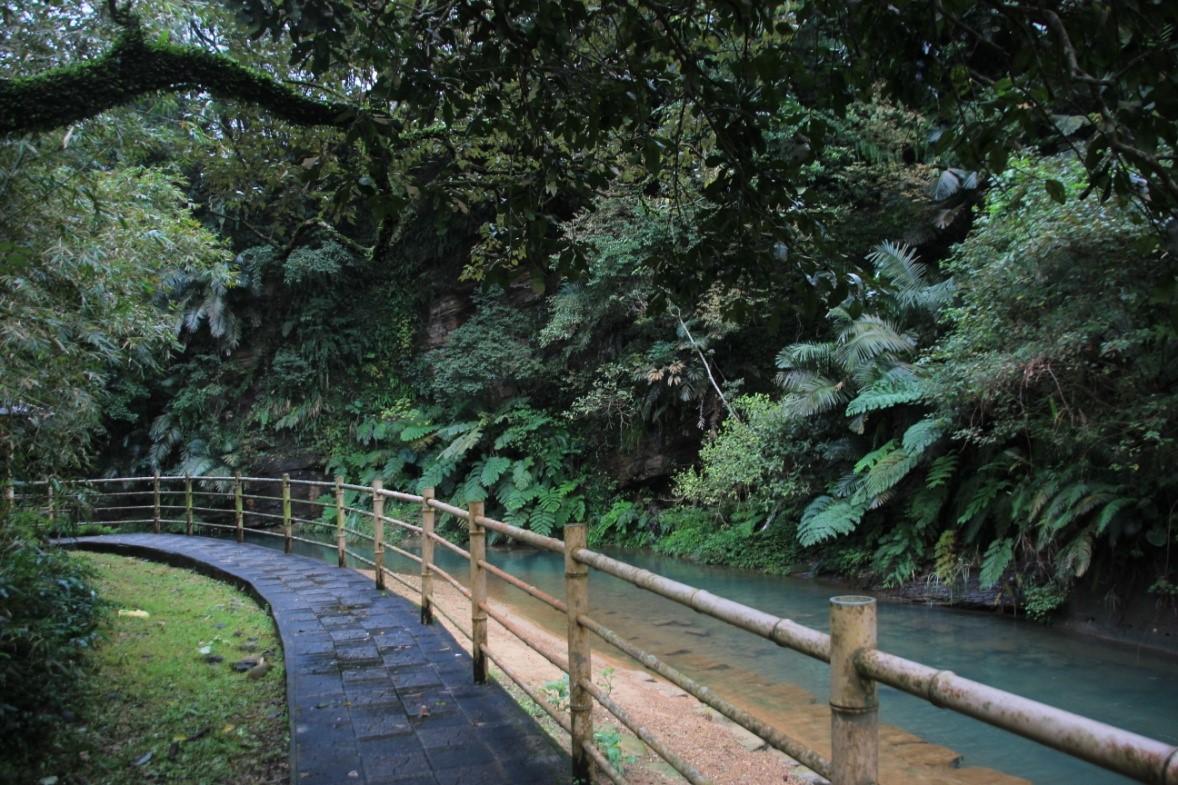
[1022,582,1068,624]
[594,724,637,768]
[541,675,570,711]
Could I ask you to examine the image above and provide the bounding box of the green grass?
[29,553,289,785]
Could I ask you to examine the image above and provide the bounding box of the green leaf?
[798,495,867,546]
[979,538,1014,589]
[480,456,513,486]
[1045,178,1067,204]
[845,375,925,417]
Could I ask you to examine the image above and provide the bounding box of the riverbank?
[359,566,1029,785]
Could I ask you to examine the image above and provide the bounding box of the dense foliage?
[0,514,102,778]
[1,0,1176,617]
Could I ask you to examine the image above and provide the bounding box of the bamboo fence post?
[335,476,346,567]
[830,596,878,785]
[468,500,488,684]
[420,487,436,625]
[282,474,292,553]
[564,522,594,784]
[184,475,193,535]
[152,474,160,533]
[372,479,385,590]
[234,473,244,543]
[46,481,55,522]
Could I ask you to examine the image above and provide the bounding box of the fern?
[925,454,958,489]
[901,418,943,454]
[869,241,929,291]
[863,448,921,499]
[1094,496,1134,535]
[511,459,534,490]
[529,507,557,536]
[907,484,947,532]
[459,472,486,504]
[479,456,513,486]
[979,537,1014,589]
[844,375,925,417]
[798,495,868,546]
[957,475,1011,528]
[1055,530,1094,579]
[437,426,483,462]
[418,459,458,492]
[399,422,440,442]
[854,440,898,473]
[933,530,958,583]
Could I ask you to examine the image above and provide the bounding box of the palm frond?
[836,315,916,369]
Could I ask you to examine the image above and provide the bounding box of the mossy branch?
[0,26,359,136]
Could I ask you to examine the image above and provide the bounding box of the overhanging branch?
[0,25,359,136]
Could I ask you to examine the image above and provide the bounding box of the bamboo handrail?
[22,474,1178,785]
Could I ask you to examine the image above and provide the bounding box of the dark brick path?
[65,534,570,785]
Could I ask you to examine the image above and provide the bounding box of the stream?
[252,529,1178,785]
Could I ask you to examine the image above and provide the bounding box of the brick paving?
[65,534,570,785]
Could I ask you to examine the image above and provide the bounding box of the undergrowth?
[23,552,289,785]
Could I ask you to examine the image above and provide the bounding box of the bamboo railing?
[11,475,1178,785]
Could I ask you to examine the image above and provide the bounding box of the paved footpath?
[65,534,570,785]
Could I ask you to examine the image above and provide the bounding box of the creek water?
[251,528,1177,785]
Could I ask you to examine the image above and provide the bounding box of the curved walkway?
[64,534,569,785]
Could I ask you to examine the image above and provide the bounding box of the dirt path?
[364,567,1029,785]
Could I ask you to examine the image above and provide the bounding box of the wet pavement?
[65,534,570,785]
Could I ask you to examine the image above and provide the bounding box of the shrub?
[0,512,103,776]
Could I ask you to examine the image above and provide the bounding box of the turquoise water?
[255,529,1178,785]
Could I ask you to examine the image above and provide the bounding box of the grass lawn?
[30,552,289,785]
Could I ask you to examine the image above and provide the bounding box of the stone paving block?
[351,709,414,740]
[342,667,389,685]
[65,534,569,785]
[343,682,400,705]
[360,750,433,781]
[426,741,496,770]
[432,762,511,785]
[389,665,443,689]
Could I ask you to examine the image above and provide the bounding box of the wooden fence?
[10,474,1178,785]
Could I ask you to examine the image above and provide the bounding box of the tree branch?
[0,25,359,136]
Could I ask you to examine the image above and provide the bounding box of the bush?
[655,506,802,573]
[0,512,103,776]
